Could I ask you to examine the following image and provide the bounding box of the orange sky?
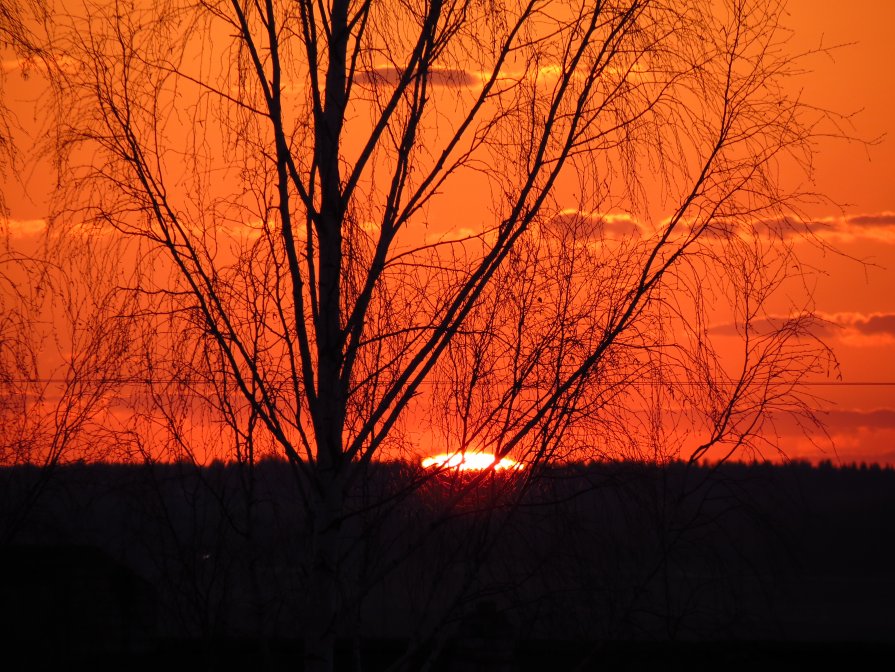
[2,1,894,465]
[766,0,895,463]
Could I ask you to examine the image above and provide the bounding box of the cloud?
[761,408,895,465]
[844,213,895,229]
[748,212,895,243]
[678,408,895,466]
[3,218,47,238]
[709,313,819,338]
[857,314,895,335]
[821,408,895,431]
[748,215,820,238]
[550,210,641,240]
[811,213,895,241]
[544,210,895,247]
[781,427,895,466]
[710,312,895,345]
[355,66,480,89]
[355,61,608,92]
[821,312,895,337]
[816,312,895,346]
[654,212,895,245]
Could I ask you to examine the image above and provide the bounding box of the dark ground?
[2,459,894,670]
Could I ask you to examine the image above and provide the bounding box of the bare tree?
[2,0,139,542]
[4,0,839,668]
[0,234,138,542]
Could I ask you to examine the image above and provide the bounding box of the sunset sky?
[2,0,894,466]
[767,0,895,464]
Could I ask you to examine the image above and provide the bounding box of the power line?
[790,382,895,386]
[5,378,895,386]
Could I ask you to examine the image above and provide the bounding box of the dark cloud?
[550,211,641,239]
[709,314,826,338]
[822,409,895,431]
[814,312,895,339]
[766,408,895,444]
[711,313,895,340]
[699,219,739,239]
[846,213,895,228]
[548,211,895,245]
[847,313,895,336]
[355,66,479,88]
[748,215,833,238]
[707,212,895,241]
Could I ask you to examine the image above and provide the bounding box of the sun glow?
[421,452,524,472]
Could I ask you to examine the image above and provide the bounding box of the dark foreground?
[10,638,894,672]
[2,459,894,670]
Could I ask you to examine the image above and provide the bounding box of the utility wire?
[5,378,895,386]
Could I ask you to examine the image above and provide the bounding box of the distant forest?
[3,460,894,670]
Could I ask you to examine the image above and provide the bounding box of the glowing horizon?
[421,451,525,472]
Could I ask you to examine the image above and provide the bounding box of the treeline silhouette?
[2,459,894,670]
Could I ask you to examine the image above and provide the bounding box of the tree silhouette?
[0,234,138,542]
[1,1,137,529]
[3,0,838,669]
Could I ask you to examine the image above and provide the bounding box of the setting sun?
[421,452,524,472]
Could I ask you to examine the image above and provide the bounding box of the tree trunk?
[304,470,344,672]
[305,2,350,668]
